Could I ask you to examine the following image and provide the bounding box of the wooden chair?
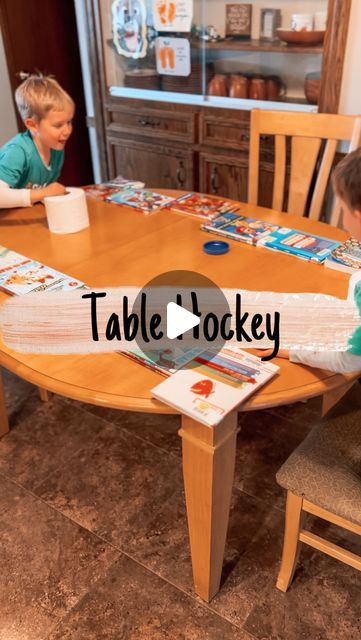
[276,409,361,592]
[248,110,361,224]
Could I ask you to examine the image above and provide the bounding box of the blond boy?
[0,74,74,208]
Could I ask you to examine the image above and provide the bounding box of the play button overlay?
[166,302,201,339]
[132,270,230,371]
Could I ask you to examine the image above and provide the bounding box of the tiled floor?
[0,368,360,640]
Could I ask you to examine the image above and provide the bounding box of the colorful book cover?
[170,193,240,220]
[260,228,341,263]
[325,238,361,272]
[0,259,84,296]
[202,213,281,246]
[151,349,278,427]
[82,184,120,201]
[122,346,205,376]
[0,245,29,270]
[106,189,177,213]
[83,177,145,200]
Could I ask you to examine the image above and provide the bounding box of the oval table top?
[0,193,358,413]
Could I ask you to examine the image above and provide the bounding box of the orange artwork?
[159,45,175,69]
[157,1,176,25]
[191,379,214,398]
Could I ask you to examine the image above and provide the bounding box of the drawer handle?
[240,133,250,142]
[138,117,161,127]
[211,167,219,194]
[176,161,186,186]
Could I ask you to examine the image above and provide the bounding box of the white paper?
[152,0,193,32]
[156,37,190,76]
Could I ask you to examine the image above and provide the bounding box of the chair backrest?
[248,110,361,223]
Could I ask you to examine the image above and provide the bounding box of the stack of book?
[83,175,145,201]
[106,189,178,213]
[324,238,361,274]
[151,347,279,427]
[168,193,240,220]
[202,213,341,263]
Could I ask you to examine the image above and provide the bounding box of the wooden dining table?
[0,193,359,602]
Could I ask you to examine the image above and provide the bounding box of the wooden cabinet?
[86,0,351,198]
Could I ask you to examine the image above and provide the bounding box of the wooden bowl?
[276,29,325,46]
[304,72,321,104]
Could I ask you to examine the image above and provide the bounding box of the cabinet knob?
[138,117,161,127]
[240,133,250,142]
[210,167,219,194]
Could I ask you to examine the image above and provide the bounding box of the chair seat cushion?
[276,410,361,526]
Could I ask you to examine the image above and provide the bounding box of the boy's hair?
[332,147,361,211]
[15,74,74,122]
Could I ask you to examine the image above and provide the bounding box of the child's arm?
[258,348,361,373]
[0,143,66,209]
[289,349,361,373]
[0,180,67,208]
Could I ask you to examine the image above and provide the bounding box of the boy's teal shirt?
[0,131,64,189]
[349,282,361,356]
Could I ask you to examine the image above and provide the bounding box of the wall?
[0,27,18,146]
[339,0,361,115]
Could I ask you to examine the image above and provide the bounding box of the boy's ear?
[24,117,39,134]
[354,209,361,222]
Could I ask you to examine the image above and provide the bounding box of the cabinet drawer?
[200,114,275,156]
[200,114,251,151]
[107,106,195,143]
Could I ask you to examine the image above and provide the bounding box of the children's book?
[151,348,279,427]
[202,212,282,246]
[0,255,84,296]
[324,238,361,273]
[82,184,120,200]
[121,346,205,376]
[106,189,177,213]
[259,227,341,263]
[169,193,239,220]
[0,245,29,270]
[104,175,145,190]
[83,177,145,200]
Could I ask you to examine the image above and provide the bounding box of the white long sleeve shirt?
[289,349,361,373]
[0,180,31,208]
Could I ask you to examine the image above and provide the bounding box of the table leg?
[179,412,238,602]
[38,388,50,402]
[322,381,354,416]
[0,369,9,438]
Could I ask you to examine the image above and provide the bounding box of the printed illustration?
[156,37,190,76]
[153,0,193,32]
[190,378,214,398]
[112,0,147,59]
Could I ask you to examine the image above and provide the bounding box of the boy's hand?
[30,182,67,203]
[256,349,290,360]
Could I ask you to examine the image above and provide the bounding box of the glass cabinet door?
[100,0,329,111]
[199,0,328,109]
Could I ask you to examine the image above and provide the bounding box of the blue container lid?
[203,240,230,255]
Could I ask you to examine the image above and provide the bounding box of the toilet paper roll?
[44,187,89,234]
